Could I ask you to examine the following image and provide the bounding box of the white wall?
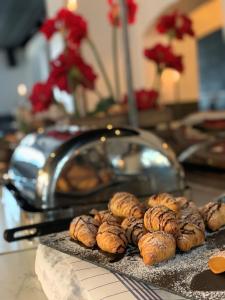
[0,50,27,115]
[0,35,49,115]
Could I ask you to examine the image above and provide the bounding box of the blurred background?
[2,0,225,183]
[1,0,225,116]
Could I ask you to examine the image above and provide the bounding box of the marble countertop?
[0,187,47,300]
[0,248,47,300]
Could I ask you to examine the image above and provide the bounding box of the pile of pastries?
[57,164,112,192]
[69,192,225,266]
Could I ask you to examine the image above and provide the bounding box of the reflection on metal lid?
[13,146,45,169]
[141,149,170,168]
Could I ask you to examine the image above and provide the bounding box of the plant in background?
[156,11,194,41]
[144,44,183,74]
[48,50,97,92]
[29,82,53,113]
[29,5,194,117]
[144,11,194,102]
[124,89,158,111]
[107,0,138,102]
[30,8,112,114]
[31,2,141,116]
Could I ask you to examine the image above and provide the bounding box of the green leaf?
[94,97,115,113]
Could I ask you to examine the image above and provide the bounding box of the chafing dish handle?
[4,217,72,242]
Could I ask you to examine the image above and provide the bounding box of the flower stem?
[94,88,104,100]
[73,90,80,117]
[86,37,114,99]
[112,26,121,101]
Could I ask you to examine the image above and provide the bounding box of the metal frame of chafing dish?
[6,127,186,211]
[35,127,185,209]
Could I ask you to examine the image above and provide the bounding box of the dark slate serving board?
[41,229,225,300]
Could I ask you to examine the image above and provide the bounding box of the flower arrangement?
[28,4,194,118]
[156,11,194,40]
[124,89,158,111]
[144,11,194,94]
[30,8,99,115]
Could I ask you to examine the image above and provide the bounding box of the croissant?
[138,232,176,265]
[144,205,178,235]
[121,217,147,245]
[108,192,144,219]
[69,215,99,248]
[176,197,199,213]
[200,201,225,231]
[92,210,120,224]
[148,193,179,213]
[177,221,205,252]
[180,210,205,232]
[96,221,128,254]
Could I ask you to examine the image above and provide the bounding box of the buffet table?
[0,170,225,300]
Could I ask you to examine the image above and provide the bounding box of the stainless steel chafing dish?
[6,126,185,211]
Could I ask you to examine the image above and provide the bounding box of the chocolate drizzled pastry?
[91,209,120,225]
[200,201,225,231]
[121,217,147,245]
[177,221,205,252]
[144,205,178,235]
[148,193,179,213]
[176,197,199,213]
[69,215,99,247]
[97,220,128,254]
[109,192,144,219]
[138,231,176,265]
[180,210,205,232]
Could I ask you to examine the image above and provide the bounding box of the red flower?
[40,19,56,40]
[48,73,69,92]
[77,62,97,90]
[156,11,194,40]
[144,44,183,73]
[124,89,158,111]
[48,49,97,91]
[29,82,53,113]
[179,14,194,38]
[169,55,183,73]
[108,0,138,26]
[66,50,97,90]
[40,9,87,46]
[48,54,69,92]
[56,9,88,46]
[56,8,75,27]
